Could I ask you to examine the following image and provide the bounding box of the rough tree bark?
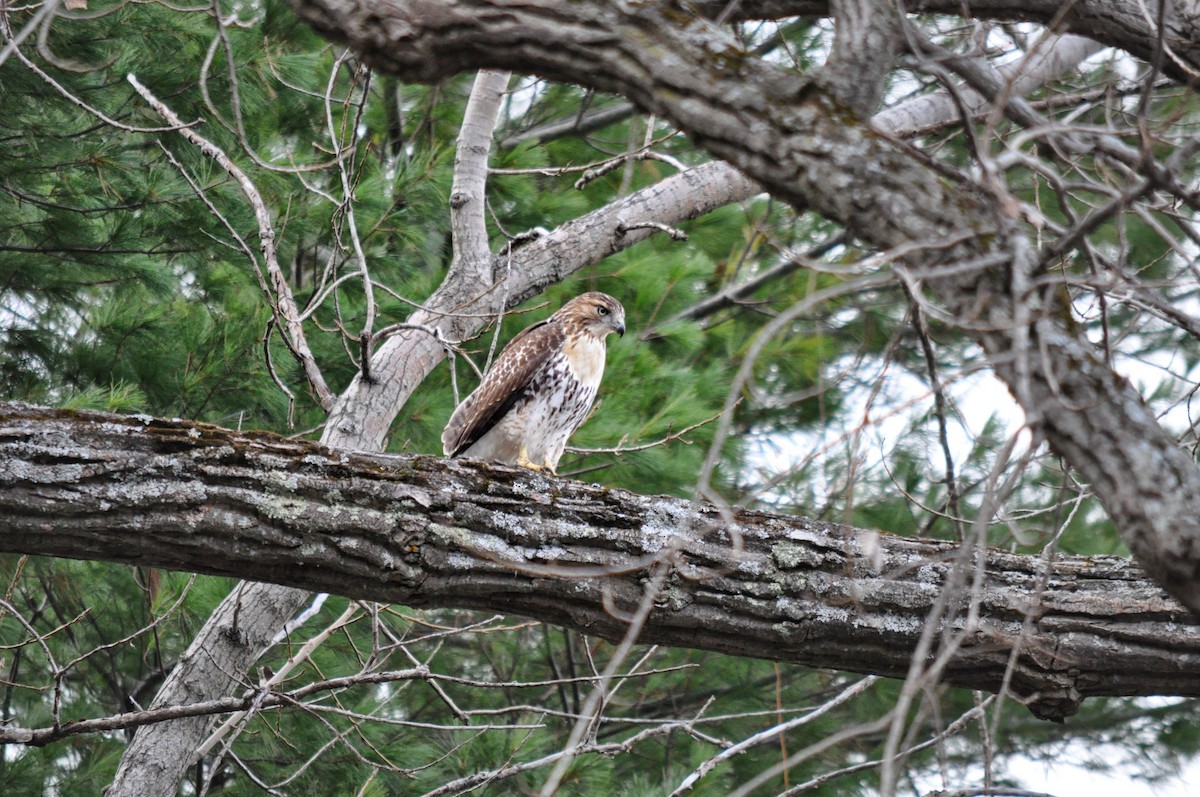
[282,0,1200,619]
[2,402,1199,726]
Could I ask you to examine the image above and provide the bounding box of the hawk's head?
[558,292,626,339]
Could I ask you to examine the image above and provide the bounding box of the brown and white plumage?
[441,292,626,473]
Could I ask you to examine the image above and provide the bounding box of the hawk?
[441,292,626,474]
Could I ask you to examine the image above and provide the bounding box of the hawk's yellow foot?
[516,446,550,473]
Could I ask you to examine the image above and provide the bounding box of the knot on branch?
[616,220,688,241]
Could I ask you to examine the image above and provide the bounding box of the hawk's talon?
[516,446,551,474]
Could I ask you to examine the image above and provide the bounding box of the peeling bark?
[2,403,1198,722]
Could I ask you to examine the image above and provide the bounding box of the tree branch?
[450,70,510,291]
[127,74,335,412]
[691,0,1200,81]
[2,402,1198,722]
[823,0,902,115]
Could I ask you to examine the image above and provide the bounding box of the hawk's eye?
[597,306,609,316]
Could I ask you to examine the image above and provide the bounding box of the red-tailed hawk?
[442,292,626,473]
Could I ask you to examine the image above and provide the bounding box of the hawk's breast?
[560,332,606,388]
[517,336,599,445]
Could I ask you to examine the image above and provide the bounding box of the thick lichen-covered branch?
[2,403,1198,721]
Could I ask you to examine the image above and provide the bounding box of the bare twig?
[566,404,738,455]
[128,73,334,411]
[2,661,700,747]
[0,0,59,68]
[671,676,879,796]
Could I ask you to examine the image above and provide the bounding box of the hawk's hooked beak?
[615,321,626,337]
